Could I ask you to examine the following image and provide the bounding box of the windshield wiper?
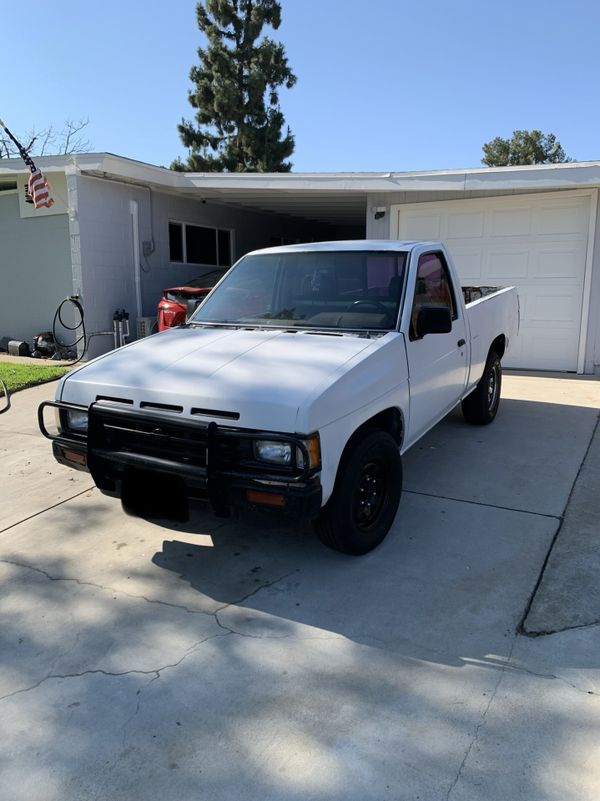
[187,321,241,329]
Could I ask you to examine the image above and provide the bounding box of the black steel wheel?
[461,351,502,425]
[313,430,402,555]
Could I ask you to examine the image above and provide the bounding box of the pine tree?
[482,130,572,167]
[174,0,296,172]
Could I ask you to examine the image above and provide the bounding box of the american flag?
[0,118,54,209]
[27,167,54,209]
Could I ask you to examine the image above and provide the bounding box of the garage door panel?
[507,327,578,370]
[530,289,582,323]
[402,213,441,239]
[446,211,484,239]
[487,250,530,279]
[535,204,589,236]
[490,207,532,237]
[395,192,591,371]
[518,330,579,370]
[449,249,483,280]
[532,246,586,279]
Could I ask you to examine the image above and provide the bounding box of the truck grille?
[103,416,207,466]
[89,403,211,472]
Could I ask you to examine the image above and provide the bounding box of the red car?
[157,269,227,331]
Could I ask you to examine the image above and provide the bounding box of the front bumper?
[39,400,322,520]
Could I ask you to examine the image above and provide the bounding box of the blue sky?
[1,0,598,172]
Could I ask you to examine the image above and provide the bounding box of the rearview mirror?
[416,306,452,338]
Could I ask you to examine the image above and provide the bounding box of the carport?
[80,156,600,373]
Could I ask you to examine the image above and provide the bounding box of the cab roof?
[247,240,438,256]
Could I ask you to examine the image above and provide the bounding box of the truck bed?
[462,284,519,386]
[462,286,505,305]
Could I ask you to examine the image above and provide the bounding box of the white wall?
[585,196,600,374]
[0,191,72,345]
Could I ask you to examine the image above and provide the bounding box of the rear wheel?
[313,430,402,555]
[461,351,502,425]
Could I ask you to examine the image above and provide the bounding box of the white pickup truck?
[39,241,519,554]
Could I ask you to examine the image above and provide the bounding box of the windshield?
[187,270,227,288]
[189,250,407,331]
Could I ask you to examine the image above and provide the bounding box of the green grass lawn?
[0,362,69,393]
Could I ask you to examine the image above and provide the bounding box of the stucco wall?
[0,192,72,345]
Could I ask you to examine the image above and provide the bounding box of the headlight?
[298,433,321,470]
[254,433,321,470]
[254,440,292,465]
[65,408,88,433]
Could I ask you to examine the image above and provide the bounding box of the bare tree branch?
[60,118,91,154]
[0,119,92,158]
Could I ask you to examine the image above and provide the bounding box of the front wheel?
[313,430,402,555]
[461,351,502,425]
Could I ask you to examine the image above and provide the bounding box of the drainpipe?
[130,199,142,320]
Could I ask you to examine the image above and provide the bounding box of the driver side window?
[409,252,456,340]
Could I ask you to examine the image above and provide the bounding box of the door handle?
[457,338,466,348]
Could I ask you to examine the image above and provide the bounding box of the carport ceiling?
[185,188,368,227]
[83,168,369,226]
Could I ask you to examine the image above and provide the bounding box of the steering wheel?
[343,299,394,326]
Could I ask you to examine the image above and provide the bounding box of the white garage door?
[393,191,593,371]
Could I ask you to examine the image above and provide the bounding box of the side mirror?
[416,306,452,338]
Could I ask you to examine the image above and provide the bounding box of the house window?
[169,222,184,262]
[169,221,232,266]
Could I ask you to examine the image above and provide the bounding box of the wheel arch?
[490,334,506,360]
[332,407,404,484]
[349,406,404,448]
[319,402,407,506]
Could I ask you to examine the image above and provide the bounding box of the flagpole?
[0,117,54,208]
[0,118,35,170]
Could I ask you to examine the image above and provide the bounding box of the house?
[1,153,599,373]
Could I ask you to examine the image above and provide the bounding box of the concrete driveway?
[1,373,599,801]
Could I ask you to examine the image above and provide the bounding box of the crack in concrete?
[120,671,163,751]
[445,629,600,801]
[0,487,95,536]
[46,627,82,677]
[446,637,516,800]
[0,631,231,704]
[403,489,561,520]
[0,560,300,701]
[506,661,600,697]
[212,571,296,636]
[0,560,295,631]
[523,619,600,638]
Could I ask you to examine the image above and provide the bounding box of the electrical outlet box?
[142,240,155,257]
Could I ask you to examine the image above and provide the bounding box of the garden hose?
[52,296,87,365]
[0,377,10,414]
[52,296,115,366]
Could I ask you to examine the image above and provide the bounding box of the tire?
[461,351,502,425]
[313,430,402,555]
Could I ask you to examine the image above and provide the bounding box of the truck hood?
[59,326,379,432]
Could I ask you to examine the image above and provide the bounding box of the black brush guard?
[41,400,322,520]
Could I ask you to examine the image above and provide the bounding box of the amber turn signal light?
[246,490,286,508]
